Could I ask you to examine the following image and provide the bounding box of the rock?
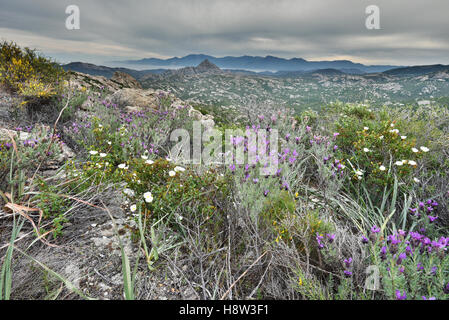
[110,71,142,89]
[0,128,17,141]
[111,88,158,109]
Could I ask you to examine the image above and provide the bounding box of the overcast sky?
[1,0,448,66]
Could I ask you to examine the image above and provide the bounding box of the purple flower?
[343,258,352,268]
[428,216,438,223]
[395,290,407,300]
[380,246,387,260]
[343,270,352,278]
[263,190,269,197]
[396,252,407,265]
[326,234,335,243]
[361,236,369,244]
[371,225,380,233]
[444,282,449,294]
[431,266,438,275]
[422,296,436,300]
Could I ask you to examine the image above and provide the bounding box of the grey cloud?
[0,0,448,65]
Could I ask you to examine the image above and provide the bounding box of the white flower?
[420,146,429,152]
[100,153,107,158]
[107,141,112,145]
[390,123,395,127]
[395,161,404,166]
[412,148,419,153]
[130,204,137,212]
[379,165,386,171]
[123,188,135,197]
[389,129,399,134]
[363,127,369,131]
[169,170,176,177]
[174,166,185,172]
[355,170,364,176]
[118,163,128,170]
[413,177,420,183]
[363,148,370,153]
[379,135,384,140]
[401,136,407,140]
[145,159,154,165]
[143,192,153,203]
[89,150,98,155]
[141,155,148,160]
[166,157,172,162]
[408,160,417,166]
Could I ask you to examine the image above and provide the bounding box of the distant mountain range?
[117,54,398,73]
[62,59,449,81]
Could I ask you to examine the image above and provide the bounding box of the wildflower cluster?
[362,224,449,300]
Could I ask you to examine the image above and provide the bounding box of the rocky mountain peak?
[196,59,221,72]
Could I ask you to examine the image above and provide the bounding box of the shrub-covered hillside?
[1,43,448,300]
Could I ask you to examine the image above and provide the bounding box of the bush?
[0,41,66,101]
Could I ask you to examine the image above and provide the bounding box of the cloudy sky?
[1,0,448,66]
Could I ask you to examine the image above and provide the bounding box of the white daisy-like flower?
[413,177,420,183]
[130,204,137,212]
[355,170,364,176]
[118,163,128,169]
[143,192,153,203]
[363,148,370,153]
[390,123,395,127]
[401,136,407,140]
[169,170,176,177]
[394,161,404,166]
[174,166,185,172]
[141,155,148,160]
[408,160,417,166]
[412,147,419,153]
[379,135,384,140]
[145,159,154,165]
[363,127,369,131]
[100,153,107,158]
[107,141,112,145]
[379,165,386,171]
[166,157,172,162]
[420,146,429,152]
[89,150,98,155]
[389,129,399,134]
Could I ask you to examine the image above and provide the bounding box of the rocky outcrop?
[69,71,215,129]
[110,71,142,89]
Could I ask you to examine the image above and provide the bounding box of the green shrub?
[0,41,66,101]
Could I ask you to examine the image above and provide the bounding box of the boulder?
[110,71,142,89]
[111,88,158,109]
